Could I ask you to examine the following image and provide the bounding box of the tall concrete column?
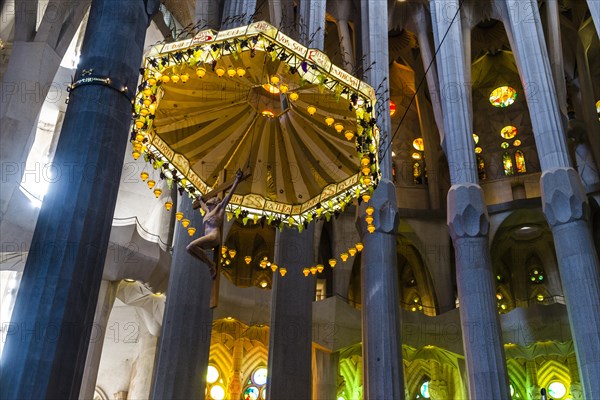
[430,0,510,398]
[312,348,339,400]
[128,330,158,400]
[546,0,568,118]
[359,1,406,399]
[0,1,157,398]
[298,0,326,49]
[221,0,257,30]
[505,1,600,397]
[267,224,315,398]
[337,20,355,72]
[79,280,118,400]
[228,339,244,399]
[586,0,600,38]
[151,194,213,399]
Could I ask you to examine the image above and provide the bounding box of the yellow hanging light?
[187,227,196,236]
[181,218,190,228]
[363,176,371,185]
[303,268,310,277]
[143,87,153,97]
[279,83,288,93]
[325,116,335,126]
[365,215,374,224]
[135,118,145,129]
[142,97,152,107]
[289,92,299,102]
[170,74,180,83]
[135,132,144,142]
[228,249,237,258]
[153,188,162,198]
[310,266,318,275]
[348,247,357,256]
[132,150,141,160]
[196,67,206,78]
[307,105,317,116]
[366,206,374,215]
[236,67,246,77]
[175,211,184,221]
[317,264,324,273]
[165,200,173,211]
[140,171,149,181]
[147,179,156,189]
[271,76,280,84]
[279,267,287,276]
[340,253,349,262]
[361,155,370,166]
[344,130,354,141]
[328,259,337,268]
[221,246,228,255]
[133,142,142,151]
[139,108,149,116]
[362,193,371,203]
[334,122,344,133]
[356,242,364,252]
[161,75,170,83]
[271,263,278,272]
[215,66,225,77]
[227,67,236,77]
[260,258,268,268]
[147,76,157,86]
[244,255,252,264]
[362,166,371,175]
[367,224,376,234]
[180,73,189,83]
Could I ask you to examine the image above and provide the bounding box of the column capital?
[447,183,489,240]
[356,179,398,237]
[541,167,589,227]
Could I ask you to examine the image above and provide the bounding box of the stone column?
[430,0,510,398]
[128,330,158,400]
[546,0,568,118]
[221,0,257,30]
[358,1,406,399]
[312,348,339,400]
[267,224,315,399]
[504,2,600,397]
[337,20,355,72]
[298,0,326,50]
[586,0,600,38]
[79,280,119,400]
[0,1,157,398]
[228,339,244,399]
[150,194,213,399]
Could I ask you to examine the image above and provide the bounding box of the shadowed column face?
[0,1,158,399]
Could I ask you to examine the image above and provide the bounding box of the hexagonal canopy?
[133,22,380,227]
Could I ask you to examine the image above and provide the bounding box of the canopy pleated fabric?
[133,22,379,226]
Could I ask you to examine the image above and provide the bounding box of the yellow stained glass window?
[515,150,526,173]
[474,147,482,154]
[513,139,521,147]
[412,138,424,151]
[501,142,509,149]
[473,133,479,144]
[503,152,514,175]
[501,126,518,139]
[489,86,517,107]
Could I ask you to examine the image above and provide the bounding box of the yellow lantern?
[328,259,337,268]
[244,255,252,264]
[334,123,344,133]
[362,193,371,203]
[363,176,371,185]
[147,76,157,86]
[227,67,236,77]
[181,218,190,228]
[143,87,153,97]
[344,130,354,141]
[361,155,370,166]
[303,268,310,277]
[271,263,278,272]
[367,224,376,234]
[196,67,206,78]
[355,242,364,252]
[348,247,357,256]
[153,188,162,198]
[366,206,374,215]
[271,76,280,84]
[228,249,237,258]
[161,75,170,83]
[340,253,349,262]
[135,132,144,142]
[140,171,149,181]
[221,246,228,255]
[325,116,335,126]
[133,142,142,151]
[279,267,287,276]
[175,211,184,221]
[362,166,371,175]
[236,67,246,77]
[170,74,180,83]
[307,105,317,115]
[215,66,225,77]
[135,118,145,129]
[260,258,268,268]
[310,266,318,275]
[180,73,189,83]
[317,264,324,273]
[289,92,299,102]
[187,227,196,236]
[139,108,149,116]
[165,200,173,211]
[142,97,152,107]
[147,179,156,189]
[365,215,374,224]
[148,104,156,114]
[279,83,288,93]
[132,150,141,160]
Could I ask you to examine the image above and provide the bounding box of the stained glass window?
[489,86,517,107]
[501,126,518,139]
[503,152,514,175]
[515,150,526,173]
[477,156,487,180]
[473,133,479,144]
[420,381,431,398]
[529,267,544,284]
[501,142,509,149]
[413,162,423,184]
[513,139,521,147]
[242,367,268,400]
[548,382,567,399]
[206,365,225,400]
[474,147,482,154]
[412,138,424,151]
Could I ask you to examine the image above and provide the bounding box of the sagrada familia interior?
[1,0,599,399]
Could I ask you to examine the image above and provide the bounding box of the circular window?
[206,365,219,384]
[473,133,479,144]
[501,142,509,149]
[261,388,267,400]
[413,138,424,151]
[547,382,567,399]
[253,368,268,386]
[513,139,521,147]
[475,147,482,154]
[420,381,430,398]
[210,384,225,400]
[244,386,260,400]
[489,86,517,107]
[501,126,518,139]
